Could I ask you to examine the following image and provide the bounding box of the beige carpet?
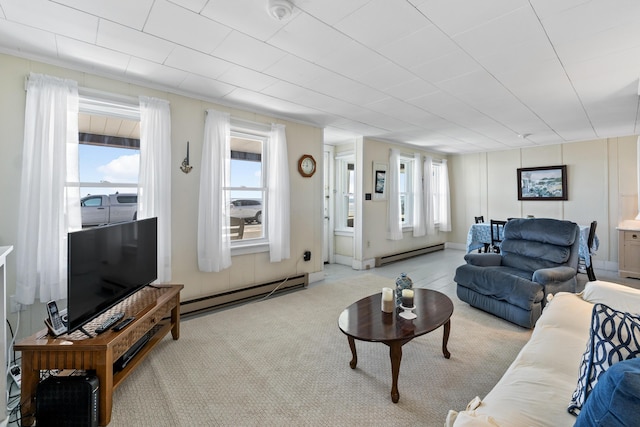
[110,274,532,426]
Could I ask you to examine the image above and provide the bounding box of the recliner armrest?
[532,266,577,285]
[463,253,502,267]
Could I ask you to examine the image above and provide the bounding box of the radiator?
[374,243,444,267]
[180,274,308,317]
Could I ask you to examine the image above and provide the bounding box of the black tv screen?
[67,217,157,334]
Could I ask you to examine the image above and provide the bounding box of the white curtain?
[16,73,81,305]
[424,157,436,235]
[438,159,452,231]
[267,124,291,262]
[138,96,172,283]
[387,148,403,240]
[198,109,231,272]
[412,152,426,237]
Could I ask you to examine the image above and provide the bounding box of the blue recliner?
[454,218,580,328]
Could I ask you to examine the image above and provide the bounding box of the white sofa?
[446,280,640,426]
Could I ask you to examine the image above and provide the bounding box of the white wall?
[449,136,638,272]
[0,53,324,338]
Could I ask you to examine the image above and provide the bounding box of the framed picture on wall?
[517,165,568,201]
[375,170,386,193]
[373,162,387,201]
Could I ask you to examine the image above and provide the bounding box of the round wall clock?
[298,154,316,177]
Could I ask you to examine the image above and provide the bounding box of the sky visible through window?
[79,143,261,199]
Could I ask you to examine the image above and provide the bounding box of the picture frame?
[375,170,386,194]
[517,165,567,201]
[372,162,387,201]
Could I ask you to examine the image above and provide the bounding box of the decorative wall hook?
[180,141,193,174]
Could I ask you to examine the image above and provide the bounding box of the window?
[76,93,141,227]
[227,131,266,242]
[399,156,414,227]
[431,162,443,225]
[335,155,355,230]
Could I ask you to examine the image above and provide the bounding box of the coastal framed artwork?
[517,165,567,201]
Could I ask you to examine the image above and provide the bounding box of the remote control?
[112,316,135,331]
[95,313,125,334]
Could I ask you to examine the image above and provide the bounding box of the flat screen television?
[67,217,157,334]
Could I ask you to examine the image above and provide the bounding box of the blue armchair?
[454,218,580,328]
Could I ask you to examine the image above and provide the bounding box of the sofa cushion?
[501,239,570,264]
[582,280,640,315]
[574,357,640,427]
[504,218,578,246]
[568,304,640,415]
[454,265,544,310]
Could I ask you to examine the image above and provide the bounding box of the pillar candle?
[381,287,394,313]
[401,289,414,308]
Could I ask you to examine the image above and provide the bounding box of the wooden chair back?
[490,220,507,253]
[230,217,245,240]
[586,221,597,281]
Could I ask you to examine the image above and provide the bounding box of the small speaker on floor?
[36,372,99,427]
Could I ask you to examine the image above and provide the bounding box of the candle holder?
[399,304,416,320]
[180,141,193,174]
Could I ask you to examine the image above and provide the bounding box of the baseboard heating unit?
[374,243,444,267]
[180,273,308,317]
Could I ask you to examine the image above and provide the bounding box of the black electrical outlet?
[303,251,311,261]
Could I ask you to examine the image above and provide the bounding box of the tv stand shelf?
[16,284,183,426]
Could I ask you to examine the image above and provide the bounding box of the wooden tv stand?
[16,284,183,426]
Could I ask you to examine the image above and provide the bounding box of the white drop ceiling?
[1,0,639,153]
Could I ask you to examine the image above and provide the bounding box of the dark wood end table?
[338,288,453,403]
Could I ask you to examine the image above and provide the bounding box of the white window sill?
[231,241,269,256]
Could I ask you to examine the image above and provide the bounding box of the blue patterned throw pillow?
[568,304,640,415]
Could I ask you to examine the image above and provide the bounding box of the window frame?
[432,161,443,226]
[227,123,272,255]
[335,153,355,234]
[399,155,414,229]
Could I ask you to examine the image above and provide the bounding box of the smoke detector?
[268,0,294,21]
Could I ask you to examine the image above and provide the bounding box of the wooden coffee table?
[338,288,453,403]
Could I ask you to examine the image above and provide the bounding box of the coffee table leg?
[347,336,358,369]
[389,342,402,403]
[442,319,451,359]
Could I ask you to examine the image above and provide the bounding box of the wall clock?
[298,154,316,177]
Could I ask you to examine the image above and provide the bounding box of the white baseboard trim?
[308,270,325,284]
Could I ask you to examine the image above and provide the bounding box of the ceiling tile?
[416,0,527,37]
[211,31,286,71]
[0,19,57,56]
[164,46,233,79]
[376,24,457,70]
[264,54,333,87]
[334,0,430,50]
[56,36,131,73]
[125,57,188,88]
[53,0,154,30]
[412,50,482,84]
[167,0,208,13]
[296,0,372,26]
[266,13,353,64]
[218,66,277,92]
[1,0,99,42]
[144,0,231,54]
[308,72,388,106]
[97,20,175,64]
[201,0,288,41]
[179,73,235,99]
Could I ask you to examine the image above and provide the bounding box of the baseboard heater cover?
[180,273,308,317]
[374,243,444,267]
